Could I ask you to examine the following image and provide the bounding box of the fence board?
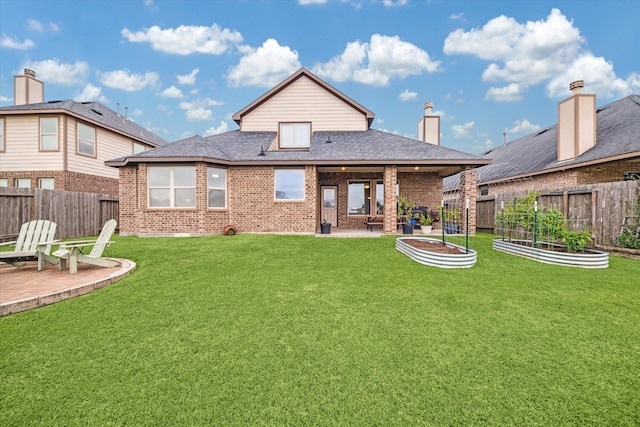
[0,187,119,239]
[472,180,639,245]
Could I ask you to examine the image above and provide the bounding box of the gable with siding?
[234,68,374,133]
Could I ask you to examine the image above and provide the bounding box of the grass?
[1,233,638,426]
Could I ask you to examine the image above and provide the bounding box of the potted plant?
[320,219,331,234]
[398,195,416,234]
[419,213,434,234]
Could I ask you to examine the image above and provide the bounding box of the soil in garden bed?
[403,239,465,254]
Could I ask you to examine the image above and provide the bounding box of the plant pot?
[402,223,414,234]
[320,223,332,234]
[420,225,433,234]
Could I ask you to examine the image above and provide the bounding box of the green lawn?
[1,233,638,426]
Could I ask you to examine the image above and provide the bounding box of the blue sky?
[1,0,638,154]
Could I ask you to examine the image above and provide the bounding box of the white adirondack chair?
[0,220,59,270]
[53,219,119,275]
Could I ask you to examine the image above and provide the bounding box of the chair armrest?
[37,239,60,248]
[0,240,18,247]
[59,239,98,248]
[60,240,113,249]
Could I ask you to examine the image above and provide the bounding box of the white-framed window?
[40,117,58,150]
[0,118,5,151]
[39,178,55,189]
[77,123,96,156]
[133,142,146,154]
[0,178,8,187]
[148,166,196,208]
[16,178,31,188]
[208,167,227,208]
[279,123,310,149]
[348,180,372,215]
[274,169,305,200]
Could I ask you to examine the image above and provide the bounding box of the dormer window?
[279,122,310,149]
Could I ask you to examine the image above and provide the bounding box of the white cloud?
[444,8,638,101]
[27,19,59,32]
[449,13,464,20]
[313,34,441,87]
[398,89,417,101]
[98,69,159,91]
[179,97,223,122]
[382,0,408,6]
[452,121,475,139]
[160,85,184,98]
[204,121,229,136]
[0,94,13,103]
[179,98,223,109]
[121,23,242,55]
[227,39,301,87]
[298,0,327,4]
[22,59,88,85]
[1,35,35,50]
[74,83,108,102]
[185,107,213,121]
[546,54,635,98]
[506,119,540,135]
[132,109,144,116]
[177,68,199,85]
[485,83,523,102]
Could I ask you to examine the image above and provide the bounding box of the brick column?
[460,167,477,235]
[384,165,398,234]
[118,165,139,234]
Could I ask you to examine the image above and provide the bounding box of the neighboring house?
[445,81,640,197]
[107,68,490,236]
[0,69,167,195]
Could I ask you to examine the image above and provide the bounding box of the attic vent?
[47,100,62,103]
[91,107,102,115]
[596,107,608,113]
[81,101,91,104]
[536,129,550,136]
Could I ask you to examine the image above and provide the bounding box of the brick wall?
[0,170,118,195]
[118,163,317,236]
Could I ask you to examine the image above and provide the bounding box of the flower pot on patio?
[320,222,332,234]
[402,223,414,234]
[420,225,433,234]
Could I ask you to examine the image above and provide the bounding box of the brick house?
[107,68,489,236]
[0,69,167,195]
[445,81,640,198]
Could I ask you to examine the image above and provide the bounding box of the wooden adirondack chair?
[53,219,119,275]
[0,220,59,270]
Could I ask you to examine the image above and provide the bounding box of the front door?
[321,186,338,227]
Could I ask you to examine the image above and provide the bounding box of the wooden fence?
[473,180,640,246]
[0,187,118,240]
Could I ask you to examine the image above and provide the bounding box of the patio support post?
[460,167,477,235]
[383,165,398,234]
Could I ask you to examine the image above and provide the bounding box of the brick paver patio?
[0,258,135,316]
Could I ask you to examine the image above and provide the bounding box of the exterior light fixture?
[341,166,346,171]
[414,166,420,171]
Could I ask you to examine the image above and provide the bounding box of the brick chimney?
[417,101,440,145]
[14,69,44,105]
[557,80,596,162]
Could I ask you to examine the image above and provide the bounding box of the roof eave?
[478,151,640,186]
[0,106,165,147]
